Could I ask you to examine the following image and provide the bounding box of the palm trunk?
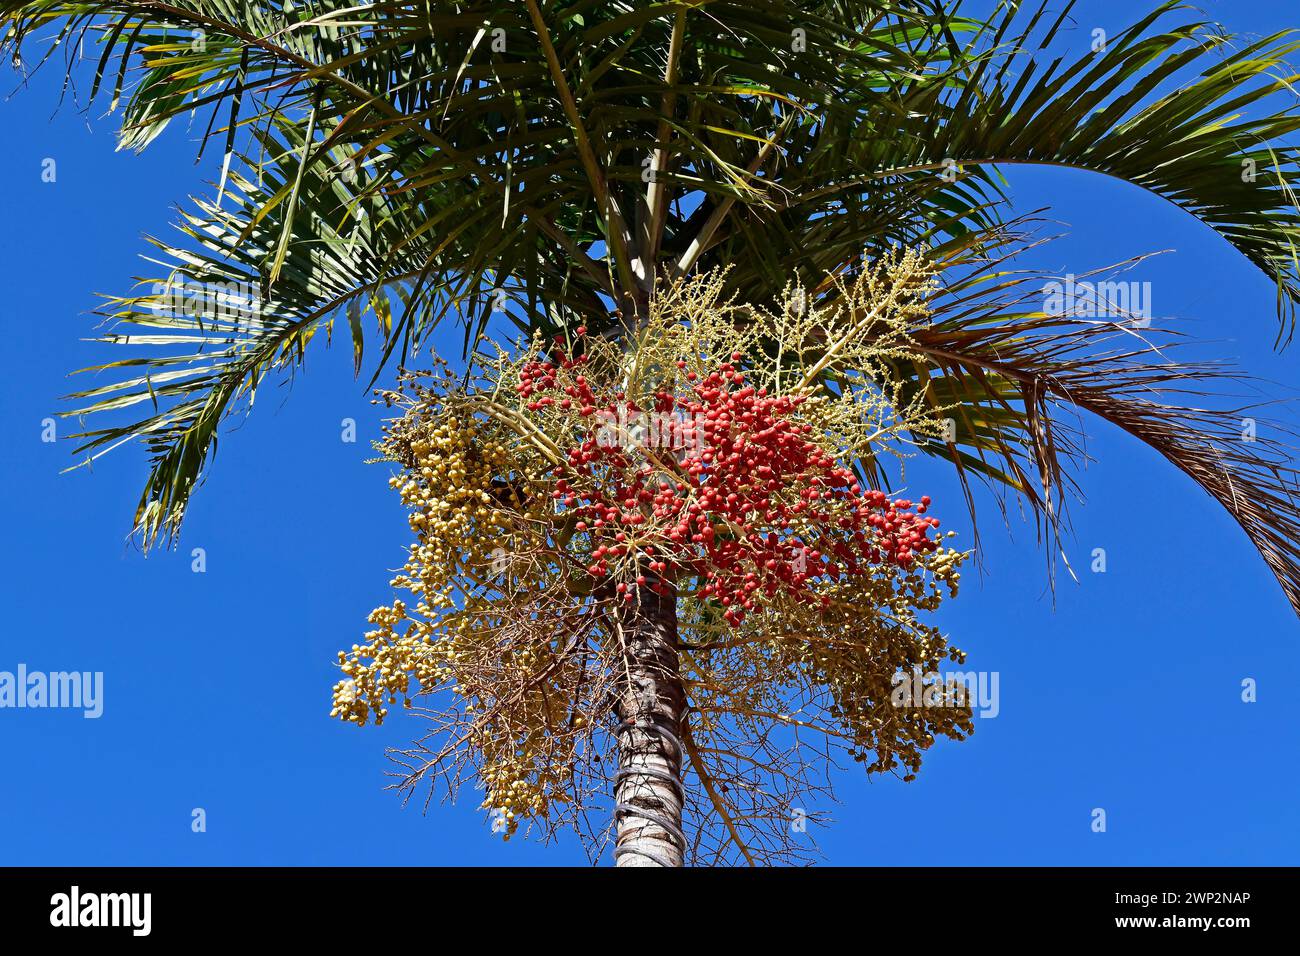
[612,577,687,867]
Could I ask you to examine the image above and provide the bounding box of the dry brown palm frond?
[867,231,1300,612]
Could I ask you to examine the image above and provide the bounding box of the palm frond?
[896,232,1300,611]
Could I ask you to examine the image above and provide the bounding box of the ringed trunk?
[612,577,687,867]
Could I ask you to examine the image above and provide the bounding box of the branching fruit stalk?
[337,256,969,866]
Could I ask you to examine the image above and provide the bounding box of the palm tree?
[4,0,1300,865]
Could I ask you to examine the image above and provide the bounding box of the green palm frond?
[712,1,1300,325]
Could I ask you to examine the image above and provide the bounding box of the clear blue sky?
[0,0,1296,866]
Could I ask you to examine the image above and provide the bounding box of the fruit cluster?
[329,410,536,728]
[518,340,942,627]
[333,257,974,859]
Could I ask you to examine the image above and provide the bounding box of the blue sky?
[0,0,1296,866]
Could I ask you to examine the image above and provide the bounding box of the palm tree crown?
[5,0,1300,865]
[5,0,1299,605]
